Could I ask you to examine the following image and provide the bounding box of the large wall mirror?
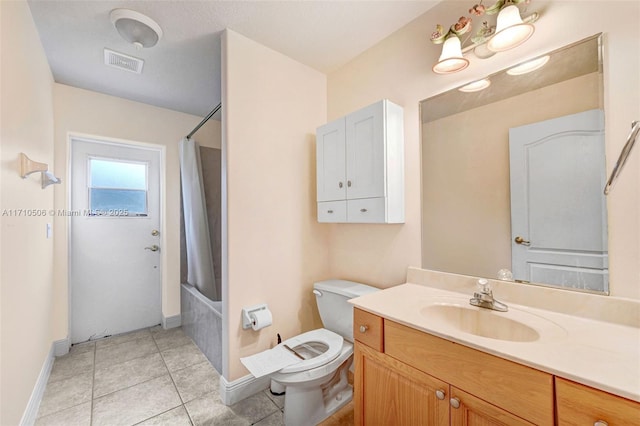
[420,34,609,294]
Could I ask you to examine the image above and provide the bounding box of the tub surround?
[349,269,640,402]
[181,284,222,373]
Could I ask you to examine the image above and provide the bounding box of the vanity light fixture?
[487,3,535,52]
[506,55,550,75]
[430,0,539,75]
[458,78,491,92]
[433,35,470,74]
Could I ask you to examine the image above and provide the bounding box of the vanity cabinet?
[353,308,554,426]
[556,377,640,425]
[316,99,404,223]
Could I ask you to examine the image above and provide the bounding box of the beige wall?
[222,29,328,380]
[52,84,220,341]
[327,0,640,299]
[422,73,601,278]
[0,1,55,424]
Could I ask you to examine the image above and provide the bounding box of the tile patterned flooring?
[35,326,353,426]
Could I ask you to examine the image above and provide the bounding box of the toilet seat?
[277,329,343,374]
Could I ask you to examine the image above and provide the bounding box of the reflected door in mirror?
[509,109,608,292]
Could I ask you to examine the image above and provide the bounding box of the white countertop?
[350,283,640,402]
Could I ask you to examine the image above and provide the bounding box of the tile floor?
[35,326,353,426]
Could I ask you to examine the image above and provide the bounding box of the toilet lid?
[277,329,343,374]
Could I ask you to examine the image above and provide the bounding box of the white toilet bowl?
[271,329,354,426]
[268,280,378,426]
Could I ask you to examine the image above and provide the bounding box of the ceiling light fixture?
[430,0,539,75]
[110,9,163,50]
[458,78,491,92]
[506,55,550,75]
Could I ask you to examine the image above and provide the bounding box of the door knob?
[514,236,531,246]
[145,245,160,252]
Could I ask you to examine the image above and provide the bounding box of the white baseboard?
[162,314,181,329]
[53,337,70,357]
[20,342,56,426]
[219,374,270,406]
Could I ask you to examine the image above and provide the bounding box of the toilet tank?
[313,279,379,343]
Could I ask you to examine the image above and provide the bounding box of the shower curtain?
[179,138,217,301]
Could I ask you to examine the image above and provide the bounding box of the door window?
[88,158,148,216]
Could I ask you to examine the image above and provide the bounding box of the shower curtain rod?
[186,102,222,139]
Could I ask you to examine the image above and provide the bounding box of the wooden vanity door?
[355,343,449,426]
[449,387,534,426]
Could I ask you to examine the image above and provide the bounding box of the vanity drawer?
[556,377,640,425]
[353,308,383,352]
[317,200,346,222]
[347,197,385,223]
[384,320,554,426]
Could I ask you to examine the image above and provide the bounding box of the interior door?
[509,109,608,292]
[70,138,162,343]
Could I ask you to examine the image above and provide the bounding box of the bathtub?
[181,283,222,373]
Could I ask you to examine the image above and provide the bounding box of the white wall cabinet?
[316,99,404,223]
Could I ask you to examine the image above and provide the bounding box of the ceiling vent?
[104,48,144,74]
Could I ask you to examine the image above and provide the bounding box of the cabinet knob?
[435,389,445,400]
[360,208,368,213]
[359,325,368,333]
[449,397,460,409]
[594,421,609,426]
[327,210,334,214]
[347,180,352,187]
[339,182,343,188]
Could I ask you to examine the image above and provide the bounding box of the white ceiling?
[28,1,439,117]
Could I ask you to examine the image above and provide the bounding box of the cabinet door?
[354,342,449,426]
[450,387,534,426]
[316,118,346,202]
[346,101,385,200]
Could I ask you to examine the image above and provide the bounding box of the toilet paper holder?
[242,304,269,329]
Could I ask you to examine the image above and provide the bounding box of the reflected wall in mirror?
[420,34,608,294]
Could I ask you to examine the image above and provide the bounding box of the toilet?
[270,279,378,426]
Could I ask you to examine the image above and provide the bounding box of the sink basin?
[420,302,566,343]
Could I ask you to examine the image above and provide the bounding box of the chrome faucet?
[470,279,508,312]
